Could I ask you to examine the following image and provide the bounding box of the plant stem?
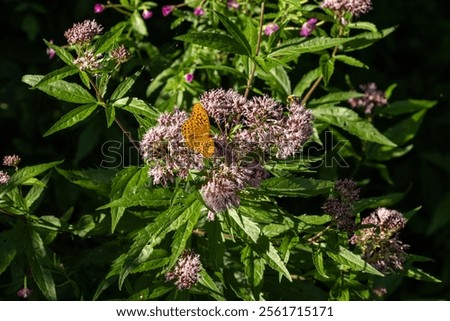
[244,1,265,99]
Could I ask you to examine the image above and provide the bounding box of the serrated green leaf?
[292,67,321,97]
[242,245,265,299]
[116,194,198,288]
[23,223,57,300]
[198,270,225,301]
[227,208,291,281]
[22,75,96,104]
[131,11,148,36]
[334,55,368,68]
[175,32,249,56]
[33,66,79,88]
[312,106,397,146]
[0,161,63,198]
[405,267,441,283]
[343,26,396,52]
[260,177,334,197]
[113,97,158,119]
[214,10,251,56]
[320,54,334,86]
[269,37,353,60]
[327,245,383,276]
[380,99,437,116]
[44,103,98,136]
[354,191,406,212]
[25,172,51,209]
[55,167,114,197]
[312,248,329,279]
[95,22,127,54]
[309,91,363,107]
[44,39,74,65]
[110,69,142,101]
[105,104,116,128]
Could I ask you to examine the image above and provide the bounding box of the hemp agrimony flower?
[350,207,409,273]
[64,19,103,45]
[110,45,131,64]
[3,154,21,168]
[0,171,10,185]
[321,0,372,17]
[348,82,388,115]
[322,179,360,231]
[73,51,103,71]
[165,250,202,290]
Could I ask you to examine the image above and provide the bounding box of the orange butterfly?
[182,103,215,158]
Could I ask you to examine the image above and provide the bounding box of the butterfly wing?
[182,103,215,157]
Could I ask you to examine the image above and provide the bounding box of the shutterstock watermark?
[99,131,349,169]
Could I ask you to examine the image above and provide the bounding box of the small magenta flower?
[264,23,279,36]
[94,3,105,14]
[227,0,240,10]
[185,73,194,83]
[142,9,153,19]
[17,287,33,299]
[0,171,10,185]
[300,18,318,37]
[46,40,56,59]
[165,250,202,290]
[194,7,205,16]
[162,5,175,16]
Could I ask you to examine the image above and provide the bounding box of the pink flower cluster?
[64,19,103,45]
[321,0,372,17]
[165,250,202,290]
[140,89,313,220]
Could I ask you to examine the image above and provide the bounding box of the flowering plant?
[0,0,439,300]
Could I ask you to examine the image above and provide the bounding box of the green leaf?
[227,208,291,281]
[292,67,321,97]
[167,199,203,269]
[55,167,114,198]
[0,230,17,275]
[33,66,79,88]
[205,220,225,269]
[367,110,426,161]
[259,177,334,197]
[347,21,378,32]
[105,104,116,128]
[312,106,397,146]
[116,194,198,287]
[354,191,406,212]
[327,245,384,276]
[198,270,225,301]
[131,11,148,36]
[43,39,74,65]
[214,10,252,56]
[110,69,142,101]
[23,223,57,300]
[241,246,265,299]
[44,104,98,136]
[268,37,353,60]
[405,267,441,283]
[95,22,127,54]
[319,54,334,86]
[343,26,397,52]
[22,75,97,104]
[309,91,363,107]
[0,161,63,198]
[312,248,329,279]
[334,55,368,68]
[258,65,291,98]
[25,172,51,209]
[175,32,249,56]
[113,97,158,119]
[380,99,437,116]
